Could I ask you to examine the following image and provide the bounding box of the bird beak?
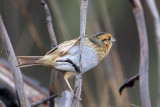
[111,38,116,42]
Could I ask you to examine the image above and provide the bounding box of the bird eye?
[108,37,111,41]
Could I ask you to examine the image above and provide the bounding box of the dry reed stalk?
[144,0,160,106]
[71,0,88,107]
[0,15,30,107]
[130,0,151,107]
[31,94,58,107]
[41,0,58,107]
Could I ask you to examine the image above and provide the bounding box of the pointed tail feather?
[17,56,43,67]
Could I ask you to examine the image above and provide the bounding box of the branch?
[41,0,57,47]
[71,0,88,107]
[40,1,58,107]
[144,1,160,107]
[31,94,58,107]
[130,0,151,107]
[0,15,30,107]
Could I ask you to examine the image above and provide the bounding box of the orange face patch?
[98,33,112,41]
[98,33,112,51]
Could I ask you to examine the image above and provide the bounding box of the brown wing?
[46,38,80,56]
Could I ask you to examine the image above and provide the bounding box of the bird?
[17,32,115,95]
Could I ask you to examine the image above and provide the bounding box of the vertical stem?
[144,0,160,106]
[41,1,58,107]
[71,0,88,107]
[41,0,57,47]
[130,0,151,107]
[0,15,30,107]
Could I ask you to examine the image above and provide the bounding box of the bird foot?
[70,90,82,100]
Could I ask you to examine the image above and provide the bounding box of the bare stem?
[71,0,88,107]
[0,15,30,107]
[130,0,151,107]
[31,94,58,107]
[41,0,57,47]
[41,0,58,107]
[144,1,160,107]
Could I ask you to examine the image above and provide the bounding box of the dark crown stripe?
[93,32,107,37]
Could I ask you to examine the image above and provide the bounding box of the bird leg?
[64,72,75,96]
[56,59,80,73]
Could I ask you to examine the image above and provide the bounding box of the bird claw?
[70,90,82,100]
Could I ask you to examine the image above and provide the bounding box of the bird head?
[89,32,115,51]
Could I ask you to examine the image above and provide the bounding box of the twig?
[71,0,88,107]
[31,94,58,107]
[144,1,160,107]
[0,15,30,107]
[119,73,139,95]
[40,0,58,107]
[130,0,151,107]
[48,71,57,107]
[41,0,57,47]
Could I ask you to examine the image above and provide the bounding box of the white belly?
[54,45,98,73]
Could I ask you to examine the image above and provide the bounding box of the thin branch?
[41,0,57,47]
[71,0,88,107]
[144,1,160,107]
[31,94,58,107]
[0,15,30,107]
[130,0,151,107]
[40,1,58,107]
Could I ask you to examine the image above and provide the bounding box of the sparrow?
[17,32,115,95]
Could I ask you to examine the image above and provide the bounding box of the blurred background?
[0,0,160,107]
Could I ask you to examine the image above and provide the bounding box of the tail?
[17,56,43,67]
